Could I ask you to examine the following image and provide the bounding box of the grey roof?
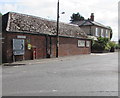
[71,20,111,30]
[3,12,88,38]
[71,20,86,26]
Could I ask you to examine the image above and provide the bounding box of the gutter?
[5,31,91,40]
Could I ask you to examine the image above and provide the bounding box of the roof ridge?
[70,19,111,29]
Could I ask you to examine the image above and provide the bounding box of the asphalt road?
[2,52,118,96]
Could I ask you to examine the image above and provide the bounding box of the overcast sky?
[0,0,119,41]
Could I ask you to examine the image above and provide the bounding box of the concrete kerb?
[2,52,117,66]
[2,54,91,66]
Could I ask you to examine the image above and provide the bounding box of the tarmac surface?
[2,52,118,96]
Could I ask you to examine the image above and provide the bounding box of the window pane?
[78,40,85,47]
[101,29,104,37]
[106,30,108,37]
[96,28,99,36]
[86,41,90,47]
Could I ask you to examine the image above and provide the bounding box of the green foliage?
[110,31,113,40]
[70,12,84,22]
[91,38,95,46]
[0,12,2,16]
[105,43,111,51]
[106,26,112,40]
[108,26,113,40]
[92,41,105,51]
[92,37,112,52]
[108,41,116,48]
[92,37,120,52]
[97,37,110,44]
[115,44,120,49]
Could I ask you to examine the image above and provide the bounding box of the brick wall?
[59,37,91,57]
[2,32,47,63]
[2,32,91,63]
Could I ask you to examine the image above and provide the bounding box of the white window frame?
[101,29,104,37]
[95,28,99,37]
[86,41,90,47]
[78,40,85,47]
[106,30,109,38]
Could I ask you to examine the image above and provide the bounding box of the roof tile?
[3,12,88,38]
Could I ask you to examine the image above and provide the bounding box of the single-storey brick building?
[2,12,91,63]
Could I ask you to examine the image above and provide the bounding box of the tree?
[0,12,2,16]
[70,12,84,22]
[107,26,113,40]
[110,30,113,40]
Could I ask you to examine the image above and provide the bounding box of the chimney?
[90,13,94,21]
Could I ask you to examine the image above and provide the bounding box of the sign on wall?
[17,35,26,39]
[86,41,90,47]
[78,40,85,47]
[13,39,25,55]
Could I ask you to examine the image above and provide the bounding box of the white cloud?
[0,4,17,14]
[0,0,119,41]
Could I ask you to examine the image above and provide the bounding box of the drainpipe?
[46,35,48,58]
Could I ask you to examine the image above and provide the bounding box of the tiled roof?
[3,12,88,38]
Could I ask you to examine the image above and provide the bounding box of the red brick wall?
[2,33,47,63]
[2,32,91,63]
[50,36,91,57]
[58,37,91,56]
[51,37,57,57]
[2,33,11,62]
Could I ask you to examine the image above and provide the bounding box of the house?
[71,13,112,40]
[2,12,91,63]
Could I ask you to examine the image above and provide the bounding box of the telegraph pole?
[56,0,59,58]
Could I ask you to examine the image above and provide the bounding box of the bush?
[105,43,111,51]
[97,37,109,44]
[92,37,110,52]
[108,41,116,48]
[115,44,120,49]
[108,41,116,52]
[91,37,120,52]
[92,41,105,51]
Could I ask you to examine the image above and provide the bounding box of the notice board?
[13,39,25,55]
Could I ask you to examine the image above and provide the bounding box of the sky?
[0,0,119,41]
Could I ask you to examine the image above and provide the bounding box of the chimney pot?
[90,13,94,21]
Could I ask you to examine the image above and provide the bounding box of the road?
[2,52,118,96]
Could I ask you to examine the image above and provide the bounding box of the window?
[106,30,109,38]
[78,40,85,47]
[86,41,90,47]
[95,28,99,36]
[101,29,104,37]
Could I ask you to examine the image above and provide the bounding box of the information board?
[13,39,25,55]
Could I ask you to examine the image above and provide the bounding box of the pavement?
[2,52,118,96]
[3,54,94,66]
